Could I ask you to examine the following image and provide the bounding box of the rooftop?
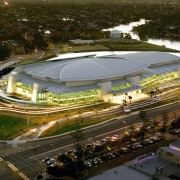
[88,154,180,180]
[20,51,180,82]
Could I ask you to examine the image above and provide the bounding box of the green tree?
[71,120,85,178]
[139,110,148,144]
[46,166,64,179]
[0,43,11,61]
[33,32,48,50]
[160,111,168,138]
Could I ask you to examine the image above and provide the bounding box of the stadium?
[6,51,180,104]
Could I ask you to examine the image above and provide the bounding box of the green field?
[0,115,35,140]
[59,39,178,54]
[102,40,176,52]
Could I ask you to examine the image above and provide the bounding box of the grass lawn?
[57,39,177,54]
[40,96,180,137]
[69,42,175,53]
[102,41,176,51]
[0,115,36,140]
[40,112,121,137]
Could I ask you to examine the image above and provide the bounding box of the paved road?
[0,102,180,180]
[0,162,20,180]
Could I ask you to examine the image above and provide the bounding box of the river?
[103,19,180,51]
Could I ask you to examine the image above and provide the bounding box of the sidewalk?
[2,116,69,146]
[0,111,139,150]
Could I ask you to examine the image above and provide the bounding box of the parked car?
[101,153,112,160]
[112,151,120,157]
[84,161,92,169]
[46,158,55,165]
[42,157,50,163]
[143,138,153,144]
[169,128,180,134]
[132,142,142,149]
[102,136,110,143]
[119,147,128,154]
[110,135,121,141]
[150,136,160,142]
[94,158,103,164]
[89,158,98,165]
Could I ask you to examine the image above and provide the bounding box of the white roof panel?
[60,57,147,81]
[16,51,180,85]
[88,165,151,180]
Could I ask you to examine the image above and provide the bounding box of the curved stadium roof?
[11,51,180,94]
[60,57,148,81]
[22,51,180,83]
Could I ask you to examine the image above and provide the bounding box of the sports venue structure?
[6,51,180,104]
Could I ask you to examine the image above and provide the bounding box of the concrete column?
[7,75,17,93]
[32,83,39,102]
[127,76,140,86]
[176,68,180,77]
[32,83,46,102]
[97,82,112,100]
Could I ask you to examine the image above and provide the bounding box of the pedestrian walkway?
[4,117,68,147]
[1,110,138,149]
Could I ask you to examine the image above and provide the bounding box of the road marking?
[6,161,30,180]
[0,157,4,162]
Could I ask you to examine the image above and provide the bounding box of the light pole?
[2,126,6,154]
[27,116,29,126]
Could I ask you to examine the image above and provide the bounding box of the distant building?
[111,30,121,39]
[69,39,94,45]
[157,140,180,164]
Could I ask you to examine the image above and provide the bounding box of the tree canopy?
[0,44,11,61]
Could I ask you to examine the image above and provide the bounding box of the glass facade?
[41,89,99,104]
[112,83,132,91]
[13,70,179,104]
[15,82,32,98]
[16,82,33,92]
[140,71,179,92]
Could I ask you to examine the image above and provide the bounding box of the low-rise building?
[157,140,180,165]
[88,140,180,180]
[111,30,121,39]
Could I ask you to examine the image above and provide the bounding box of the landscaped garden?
[0,115,36,140]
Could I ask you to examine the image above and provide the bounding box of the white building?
[88,141,180,180]
[157,140,180,165]
[69,39,94,45]
[6,51,180,104]
[111,30,121,38]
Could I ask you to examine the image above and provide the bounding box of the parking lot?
[40,130,173,179]
[86,138,177,179]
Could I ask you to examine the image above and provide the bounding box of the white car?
[41,157,50,163]
[84,161,92,168]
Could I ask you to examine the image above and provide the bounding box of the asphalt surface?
[0,102,179,180]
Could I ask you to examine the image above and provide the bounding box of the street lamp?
[1,126,7,153]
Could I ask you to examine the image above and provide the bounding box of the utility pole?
[2,126,6,154]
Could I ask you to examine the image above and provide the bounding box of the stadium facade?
[7,51,180,104]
